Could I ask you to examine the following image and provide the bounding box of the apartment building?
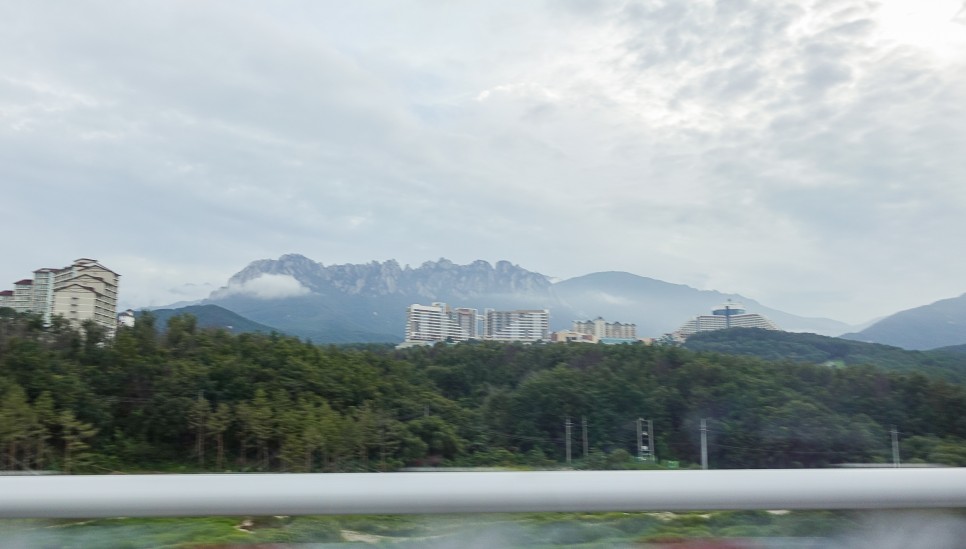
[0,290,13,309]
[31,268,58,322]
[483,308,549,342]
[572,317,637,340]
[11,279,34,313]
[404,302,478,343]
[403,303,550,344]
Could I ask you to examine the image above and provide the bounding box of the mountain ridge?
[841,293,966,350]
[138,304,279,335]
[177,254,859,343]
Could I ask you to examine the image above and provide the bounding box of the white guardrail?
[1,469,965,518]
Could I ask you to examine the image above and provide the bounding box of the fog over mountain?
[189,254,852,343]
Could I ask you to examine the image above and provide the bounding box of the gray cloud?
[1,0,964,323]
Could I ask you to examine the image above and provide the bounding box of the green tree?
[187,393,209,467]
[0,385,37,470]
[207,402,232,470]
[59,409,97,473]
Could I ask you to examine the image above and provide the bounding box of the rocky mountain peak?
[215,255,552,300]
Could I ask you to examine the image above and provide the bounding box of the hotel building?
[674,300,779,339]
[4,258,120,337]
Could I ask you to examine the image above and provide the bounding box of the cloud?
[222,274,311,300]
[0,0,964,324]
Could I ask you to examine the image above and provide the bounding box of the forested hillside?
[3,308,966,474]
[684,328,966,383]
[141,304,278,335]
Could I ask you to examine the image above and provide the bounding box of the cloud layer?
[2,0,964,323]
[220,274,310,301]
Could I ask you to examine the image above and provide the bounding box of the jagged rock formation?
[214,254,552,300]
[205,255,557,343]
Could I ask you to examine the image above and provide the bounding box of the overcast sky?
[2,0,965,324]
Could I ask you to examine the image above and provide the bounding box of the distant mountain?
[194,254,852,343]
[204,255,556,343]
[553,271,851,336]
[841,293,966,350]
[139,304,278,335]
[934,344,966,355]
[684,328,966,383]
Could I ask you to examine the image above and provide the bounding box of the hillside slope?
[139,304,279,335]
[684,328,966,383]
[841,293,966,350]
[554,271,851,336]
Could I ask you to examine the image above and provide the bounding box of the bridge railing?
[1,469,964,518]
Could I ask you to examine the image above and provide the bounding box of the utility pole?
[582,416,589,459]
[565,417,572,465]
[648,419,655,462]
[637,417,644,461]
[700,419,708,470]
[892,426,901,468]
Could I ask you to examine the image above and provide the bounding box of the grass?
[0,509,866,547]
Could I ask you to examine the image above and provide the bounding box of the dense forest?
[2,308,966,473]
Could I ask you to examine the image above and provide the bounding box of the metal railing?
[1,469,964,518]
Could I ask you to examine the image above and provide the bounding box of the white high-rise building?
[403,303,550,344]
[11,279,34,313]
[31,268,58,323]
[404,302,478,343]
[483,309,549,342]
[0,290,12,309]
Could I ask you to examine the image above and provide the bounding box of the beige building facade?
[4,258,120,337]
[572,317,637,340]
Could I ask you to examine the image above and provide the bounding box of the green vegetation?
[141,304,279,336]
[3,310,966,473]
[0,510,867,547]
[4,313,966,545]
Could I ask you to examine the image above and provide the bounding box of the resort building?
[673,300,779,339]
[3,258,121,337]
